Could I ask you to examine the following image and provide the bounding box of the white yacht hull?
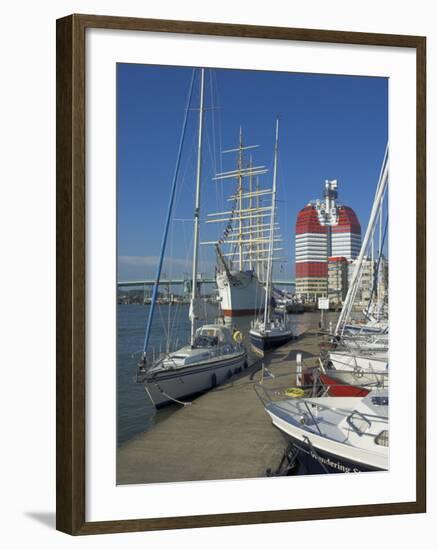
[216,270,265,317]
[267,409,385,473]
[145,351,247,408]
[329,351,387,373]
[264,394,388,473]
[324,351,388,390]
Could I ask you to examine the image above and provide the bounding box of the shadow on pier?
[116,330,322,485]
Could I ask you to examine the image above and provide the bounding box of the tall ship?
[203,129,283,317]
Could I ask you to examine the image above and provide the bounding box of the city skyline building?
[295,180,362,300]
[328,256,349,305]
[347,255,389,309]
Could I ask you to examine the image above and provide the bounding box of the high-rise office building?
[295,180,361,300]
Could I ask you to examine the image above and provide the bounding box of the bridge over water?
[117,278,295,289]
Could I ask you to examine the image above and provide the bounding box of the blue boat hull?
[250,331,293,351]
[281,435,384,474]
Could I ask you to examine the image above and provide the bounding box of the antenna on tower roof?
[324,179,338,200]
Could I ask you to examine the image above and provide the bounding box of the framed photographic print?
[56,14,426,535]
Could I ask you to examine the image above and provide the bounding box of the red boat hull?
[319,373,370,397]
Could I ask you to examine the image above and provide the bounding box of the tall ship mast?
[202,128,283,317]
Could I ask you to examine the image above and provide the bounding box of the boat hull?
[145,352,247,408]
[266,397,388,474]
[326,352,388,389]
[319,373,370,397]
[284,435,382,474]
[322,369,386,392]
[216,270,265,317]
[250,331,293,351]
[265,401,387,473]
[285,303,304,314]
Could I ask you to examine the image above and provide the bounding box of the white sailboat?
[249,120,293,352]
[137,69,247,408]
[261,389,389,473]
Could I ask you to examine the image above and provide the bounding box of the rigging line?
[166,118,198,268]
[181,205,189,283]
[365,215,389,319]
[174,87,205,212]
[173,124,198,215]
[204,121,218,183]
[157,298,169,345]
[142,69,196,356]
[209,69,218,179]
[167,220,175,349]
[154,277,172,351]
[169,288,181,347]
[212,70,225,211]
[278,142,290,267]
[209,75,222,225]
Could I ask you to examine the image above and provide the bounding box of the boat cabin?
[193,325,233,348]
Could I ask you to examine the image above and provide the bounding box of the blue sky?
[117,64,388,282]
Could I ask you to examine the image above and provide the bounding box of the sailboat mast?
[238,127,243,271]
[335,144,389,335]
[377,198,383,319]
[141,72,195,358]
[190,68,205,346]
[255,176,260,279]
[263,118,279,326]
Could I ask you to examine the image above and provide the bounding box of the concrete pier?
[116,331,322,485]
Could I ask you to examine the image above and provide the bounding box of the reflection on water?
[117,303,191,447]
[117,304,338,446]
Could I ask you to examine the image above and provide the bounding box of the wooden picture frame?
[56,13,426,535]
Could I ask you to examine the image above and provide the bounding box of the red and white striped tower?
[295,181,361,300]
[295,205,328,299]
[331,206,361,259]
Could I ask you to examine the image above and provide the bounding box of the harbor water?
[117,303,338,447]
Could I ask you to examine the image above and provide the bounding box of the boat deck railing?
[255,376,389,442]
[254,368,324,407]
[319,332,388,358]
[145,341,245,368]
[254,366,389,409]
